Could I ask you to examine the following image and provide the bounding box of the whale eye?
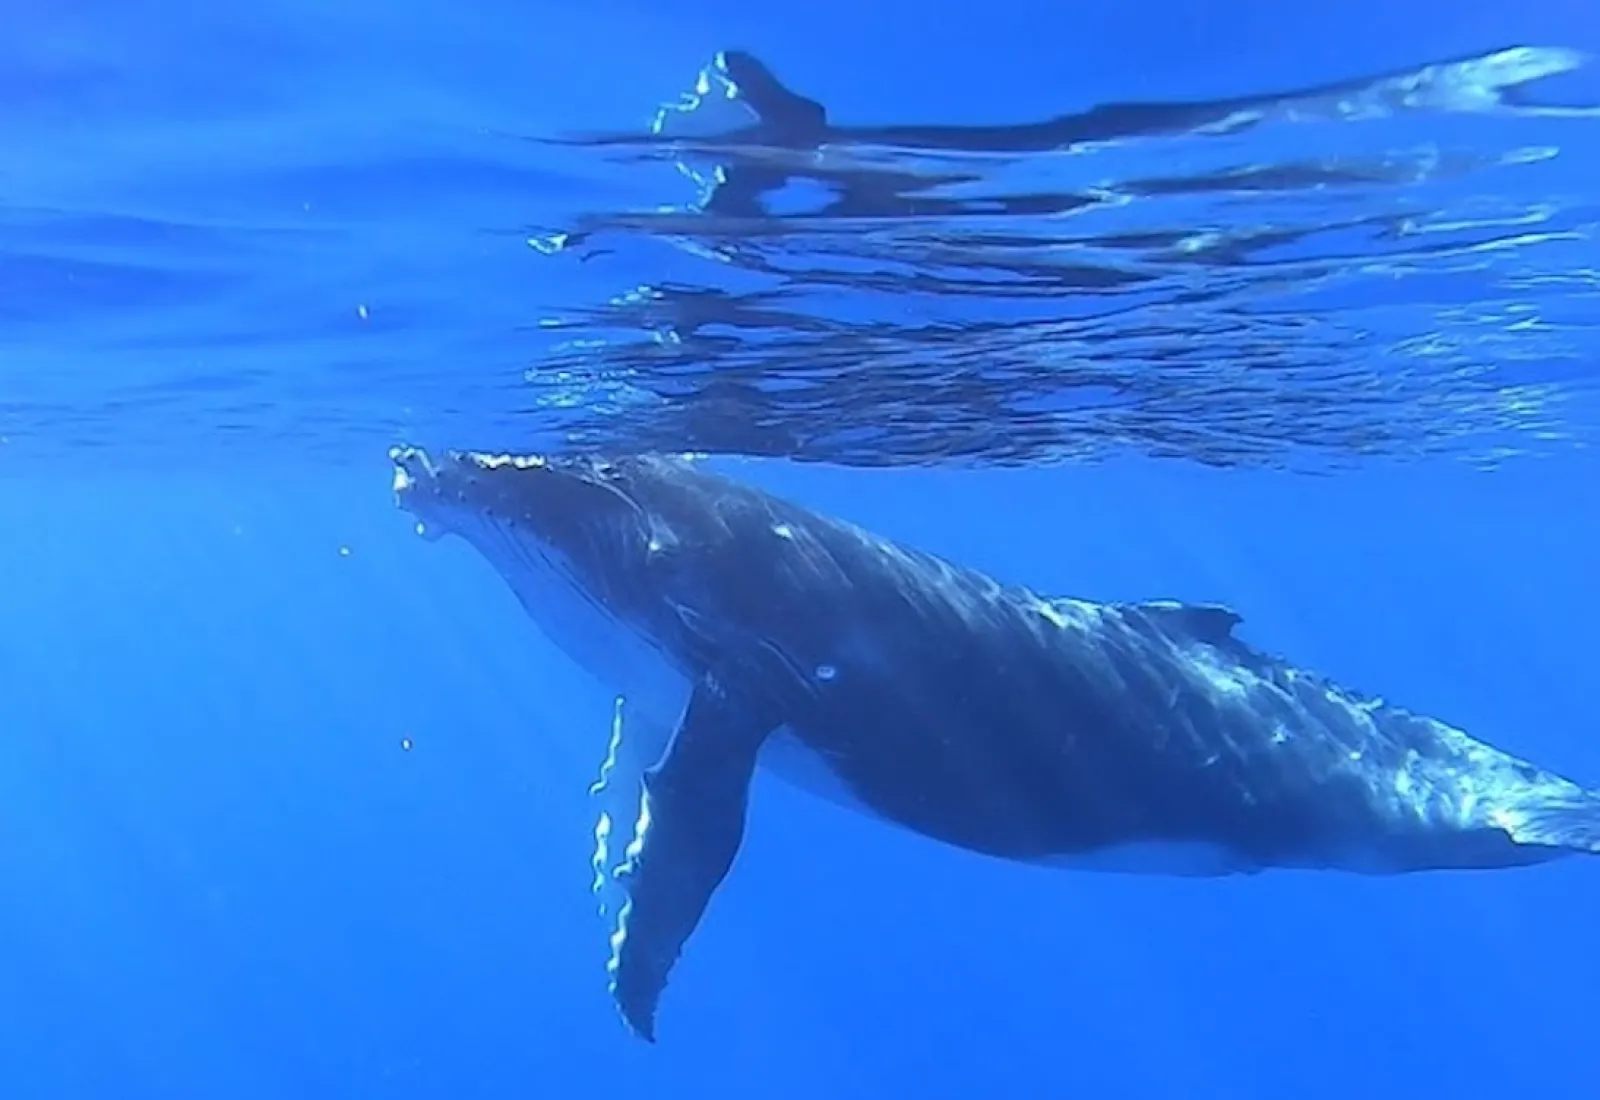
[813,663,838,683]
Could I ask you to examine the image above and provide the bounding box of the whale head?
[393,446,651,590]
[391,446,685,660]
[387,447,818,692]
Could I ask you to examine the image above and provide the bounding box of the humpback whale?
[389,447,1600,1042]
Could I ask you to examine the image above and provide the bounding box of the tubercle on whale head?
[390,445,510,543]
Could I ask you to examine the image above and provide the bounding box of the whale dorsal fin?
[1130,600,1243,645]
[607,678,777,1043]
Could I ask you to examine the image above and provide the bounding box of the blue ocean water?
[3,1,1598,1097]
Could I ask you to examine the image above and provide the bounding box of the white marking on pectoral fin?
[603,776,656,986]
[589,695,679,919]
[591,811,615,903]
[588,696,627,798]
[588,697,625,915]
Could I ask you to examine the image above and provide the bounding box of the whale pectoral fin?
[608,681,775,1042]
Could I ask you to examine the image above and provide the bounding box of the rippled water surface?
[5,31,1599,473]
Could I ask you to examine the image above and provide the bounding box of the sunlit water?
[5,40,1599,473]
[4,8,1600,1096]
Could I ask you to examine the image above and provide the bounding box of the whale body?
[390,447,1600,1041]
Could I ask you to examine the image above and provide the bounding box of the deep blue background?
[4,1,1599,1097]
